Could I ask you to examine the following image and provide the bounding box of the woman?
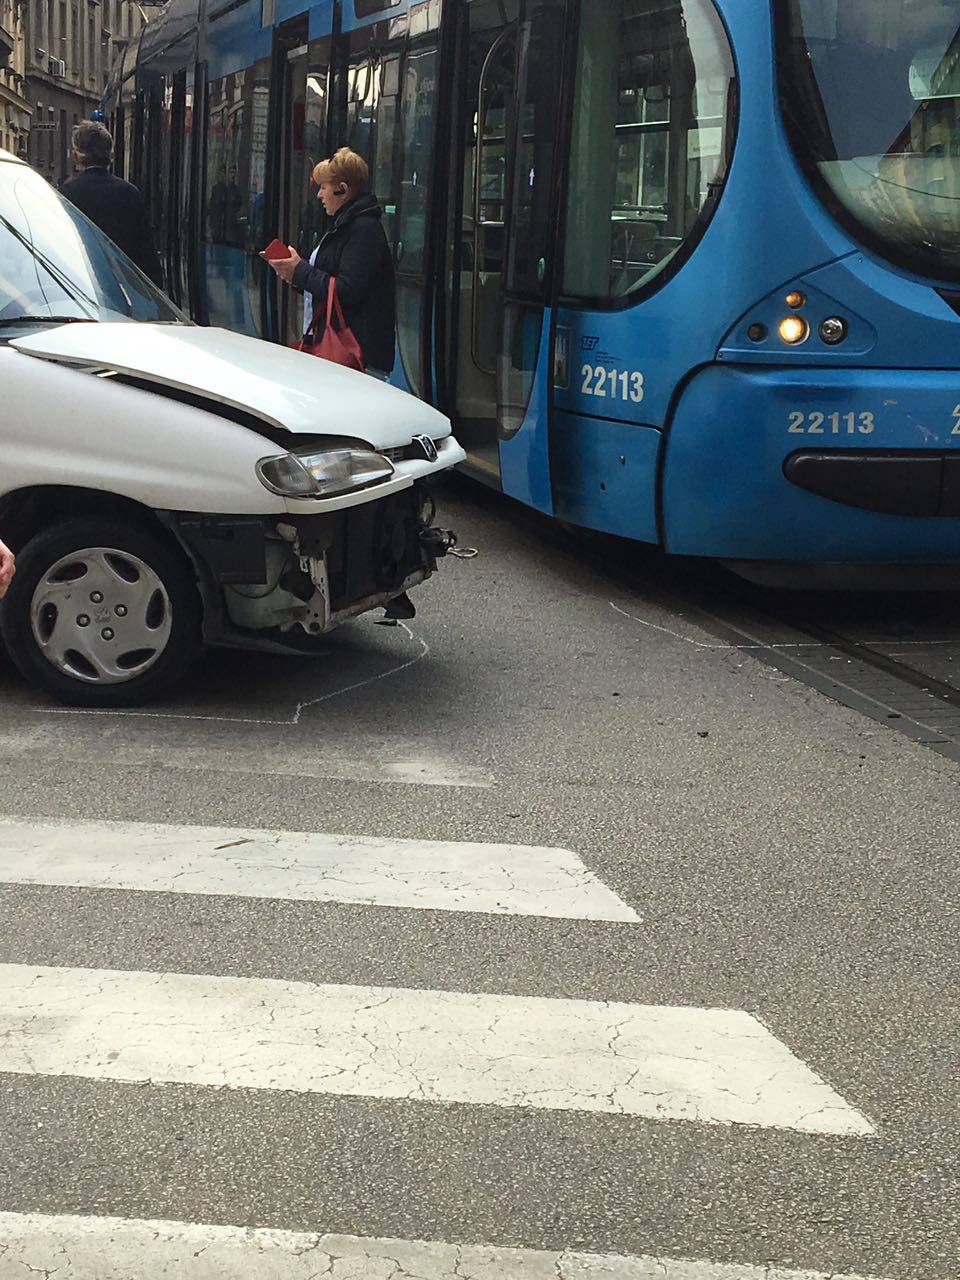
[266,148,396,380]
[0,539,14,598]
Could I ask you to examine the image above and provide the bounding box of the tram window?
[204,60,271,335]
[562,0,735,304]
[343,40,402,248]
[395,41,439,396]
[289,48,329,259]
[396,45,436,276]
[205,63,271,251]
[504,0,565,300]
[780,0,960,283]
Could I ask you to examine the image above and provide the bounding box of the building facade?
[0,0,31,156]
[22,0,147,184]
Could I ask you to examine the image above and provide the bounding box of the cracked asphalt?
[0,478,958,1277]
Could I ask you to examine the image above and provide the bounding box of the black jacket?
[292,194,396,374]
[61,167,163,288]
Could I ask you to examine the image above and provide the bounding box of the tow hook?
[419,525,458,558]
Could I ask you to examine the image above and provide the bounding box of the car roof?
[0,148,26,165]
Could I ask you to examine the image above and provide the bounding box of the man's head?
[312,147,369,216]
[72,120,113,171]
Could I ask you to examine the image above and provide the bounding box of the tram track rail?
[448,477,960,764]
[617,565,960,766]
[648,591,960,766]
[525,509,960,767]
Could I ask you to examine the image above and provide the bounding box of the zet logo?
[581,335,600,351]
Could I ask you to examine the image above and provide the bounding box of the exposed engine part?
[223,536,328,635]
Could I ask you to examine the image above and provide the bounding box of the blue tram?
[103,0,960,579]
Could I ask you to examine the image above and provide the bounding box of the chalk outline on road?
[22,622,430,727]
[610,602,960,651]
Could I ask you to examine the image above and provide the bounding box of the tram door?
[442,0,569,505]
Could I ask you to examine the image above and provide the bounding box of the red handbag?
[295,280,364,372]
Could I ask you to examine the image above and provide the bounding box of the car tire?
[0,517,202,707]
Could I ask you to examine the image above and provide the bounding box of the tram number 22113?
[788,410,876,435]
[581,365,645,403]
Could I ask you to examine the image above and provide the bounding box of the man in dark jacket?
[61,121,163,288]
[265,147,396,378]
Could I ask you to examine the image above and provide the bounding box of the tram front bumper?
[662,365,960,564]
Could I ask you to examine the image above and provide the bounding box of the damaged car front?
[0,149,464,707]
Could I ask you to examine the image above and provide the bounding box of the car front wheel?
[0,517,202,707]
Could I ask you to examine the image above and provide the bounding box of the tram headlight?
[784,290,806,309]
[257,445,395,498]
[778,315,809,345]
[819,316,847,345]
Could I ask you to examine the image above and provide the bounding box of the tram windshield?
[780,0,960,281]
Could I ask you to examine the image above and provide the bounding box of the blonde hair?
[312,147,369,195]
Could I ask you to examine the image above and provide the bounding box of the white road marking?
[0,818,635,921]
[0,1212,891,1279]
[0,731,494,788]
[0,965,874,1134]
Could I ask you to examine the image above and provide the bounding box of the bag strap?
[326,279,348,334]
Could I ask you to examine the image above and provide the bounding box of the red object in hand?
[262,239,292,261]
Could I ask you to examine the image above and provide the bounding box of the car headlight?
[257,445,395,498]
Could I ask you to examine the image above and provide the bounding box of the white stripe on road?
[0,965,874,1134]
[0,1212,890,1279]
[0,817,639,922]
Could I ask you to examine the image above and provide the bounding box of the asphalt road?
[0,479,958,1278]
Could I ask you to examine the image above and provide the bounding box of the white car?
[0,150,465,707]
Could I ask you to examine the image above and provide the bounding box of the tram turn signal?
[778,315,809,344]
[784,291,805,309]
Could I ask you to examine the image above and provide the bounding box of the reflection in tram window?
[780,0,960,281]
[395,42,439,396]
[203,61,271,334]
[563,0,735,303]
[339,4,442,396]
[282,41,330,346]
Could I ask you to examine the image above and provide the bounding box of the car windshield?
[779,0,960,282]
[0,160,187,326]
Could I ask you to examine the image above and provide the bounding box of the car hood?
[10,323,451,449]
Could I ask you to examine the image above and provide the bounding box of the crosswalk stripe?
[0,817,639,922]
[0,1212,890,1279]
[0,964,874,1134]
